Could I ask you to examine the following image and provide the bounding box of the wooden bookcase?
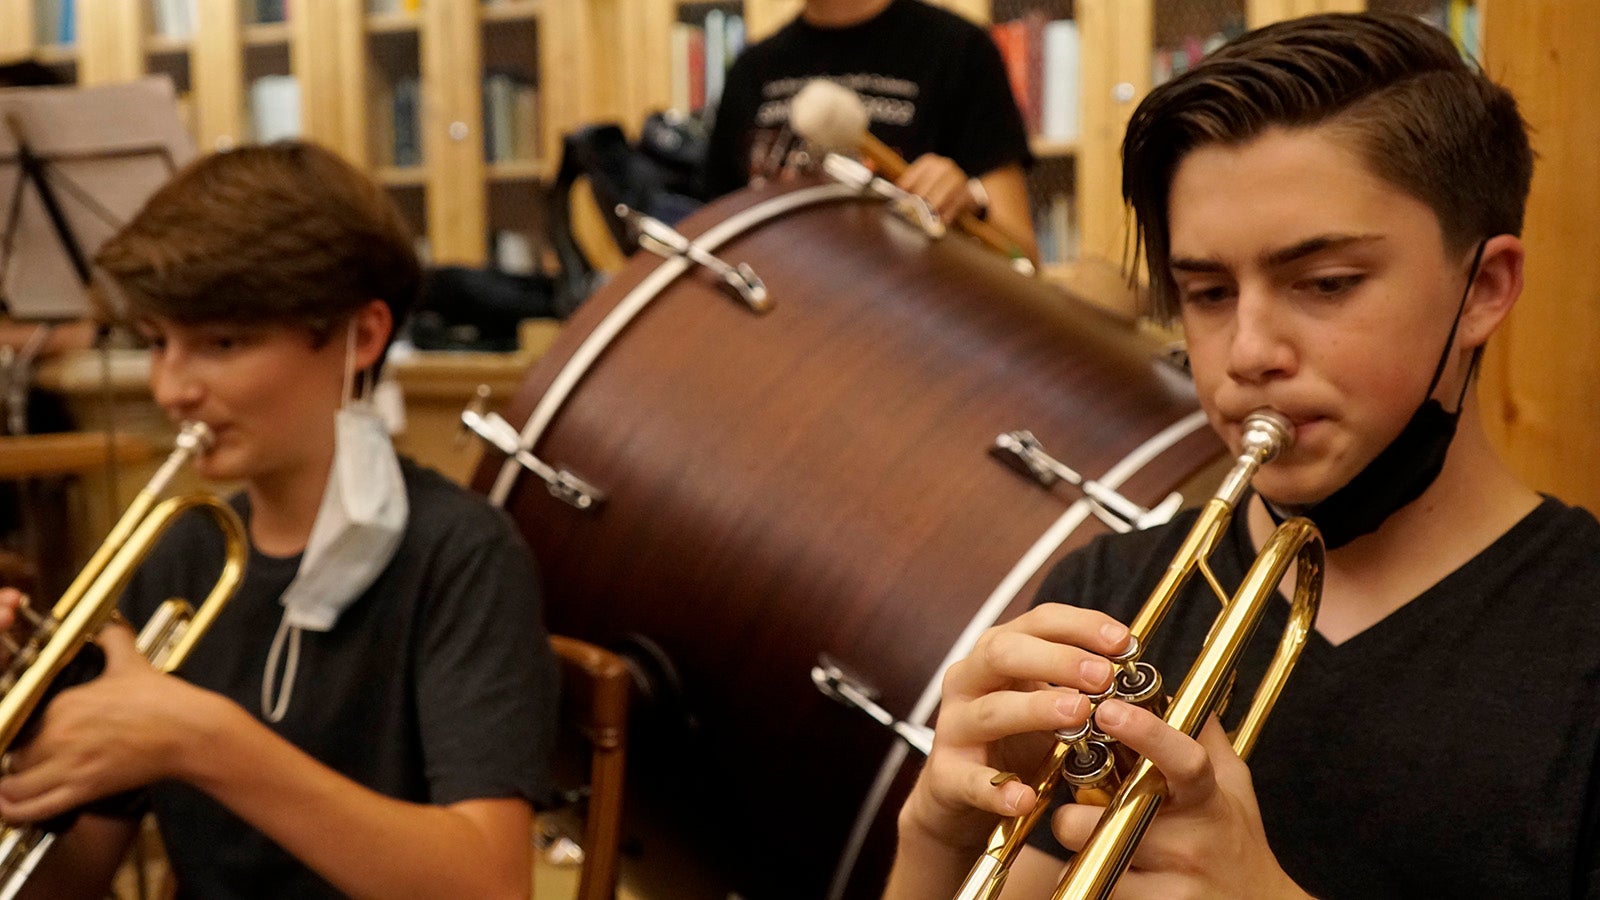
[2,0,586,269]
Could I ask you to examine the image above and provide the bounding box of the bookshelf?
[1,0,590,271]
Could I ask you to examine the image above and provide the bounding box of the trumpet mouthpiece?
[1241,409,1294,463]
[176,422,215,453]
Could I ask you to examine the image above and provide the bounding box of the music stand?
[0,75,194,322]
[0,76,192,431]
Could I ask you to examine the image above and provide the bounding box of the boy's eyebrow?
[1169,233,1385,274]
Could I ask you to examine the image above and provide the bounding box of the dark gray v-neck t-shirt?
[121,459,558,898]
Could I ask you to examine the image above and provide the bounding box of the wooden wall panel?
[77,0,145,85]
[1076,0,1151,269]
[1478,2,1600,507]
[293,1,345,148]
[421,0,486,263]
[1249,0,1363,28]
[193,0,246,152]
[0,5,34,60]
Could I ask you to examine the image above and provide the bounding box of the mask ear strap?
[262,611,303,723]
[1426,239,1488,412]
[342,318,373,404]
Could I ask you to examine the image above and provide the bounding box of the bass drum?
[475,179,1223,899]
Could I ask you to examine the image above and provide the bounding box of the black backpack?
[548,114,707,316]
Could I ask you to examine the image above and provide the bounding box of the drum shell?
[478,182,1222,898]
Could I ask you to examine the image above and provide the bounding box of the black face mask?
[1267,241,1487,550]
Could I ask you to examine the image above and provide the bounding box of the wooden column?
[1478,3,1600,507]
[0,5,35,60]
[76,0,145,86]
[331,0,372,166]
[292,0,345,149]
[192,0,246,152]
[1248,0,1362,29]
[1076,0,1151,269]
[421,0,486,263]
[601,0,674,137]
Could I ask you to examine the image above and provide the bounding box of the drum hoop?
[826,408,1211,899]
[487,182,867,507]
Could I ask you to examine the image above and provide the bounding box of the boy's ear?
[1459,234,1524,349]
[351,298,393,373]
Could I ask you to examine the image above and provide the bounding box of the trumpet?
[956,409,1324,900]
[0,422,248,898]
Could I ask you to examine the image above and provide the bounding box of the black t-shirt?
[120,459,558,899]
[1029,496,1600,899]
[703,0,1033,198]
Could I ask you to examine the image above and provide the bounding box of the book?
[670,23,693,114]
[511,81,540,161]
[990,21,1031,134]
[249,75,302,143]
[391,76,421,167]
[1040,18,1079,143]
[704,9,726,110]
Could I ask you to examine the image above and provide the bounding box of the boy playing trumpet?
[887,13,1600,899]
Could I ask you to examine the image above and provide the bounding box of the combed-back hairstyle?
[1122,12,1533,320]
[94,140,421,375]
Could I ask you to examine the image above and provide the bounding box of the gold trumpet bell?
[955,409,1324,900]
[0,422,248,899]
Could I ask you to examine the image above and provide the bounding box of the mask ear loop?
[262,610,302,723]
[342,317,370,407]
[1427,239,1489,415]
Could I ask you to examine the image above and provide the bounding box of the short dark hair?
[94,140,421,373]
[1122,12,1533,320]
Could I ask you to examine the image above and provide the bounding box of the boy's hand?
[1050,704,1311,899]
[898,603,1129,853]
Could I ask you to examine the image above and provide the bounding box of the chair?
[549,634,631,900]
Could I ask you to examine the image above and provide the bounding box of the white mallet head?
[789,79,870,153]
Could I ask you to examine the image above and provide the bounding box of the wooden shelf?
[368,11,422,34]
[0,432,155,480]
[34,44,77,65]
[378,166,429,188]
[1030,137,1078,159]
[146,34,192,57]
[243,21,290,47]
[481,0,543,24]
[488,159,549,182]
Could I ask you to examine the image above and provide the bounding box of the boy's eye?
[1180,284,1233,306]
[1302,273,1364,296]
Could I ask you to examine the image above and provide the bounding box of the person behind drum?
[0,140,558,898]
[885,11,1600,899]
[702,0,1039,261]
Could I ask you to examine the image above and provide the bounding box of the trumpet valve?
[0,601,57,696]
[1051,722,1118,807]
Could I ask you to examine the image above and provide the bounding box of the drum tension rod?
[615,205,771,313]
[992,430,1184,533]
[821,152,946,240]
[812,654,933,756]
[460,391,606,512]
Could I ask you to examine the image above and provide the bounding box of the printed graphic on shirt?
[744,73,921,181]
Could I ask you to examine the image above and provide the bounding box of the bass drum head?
[478,180,1222,898]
